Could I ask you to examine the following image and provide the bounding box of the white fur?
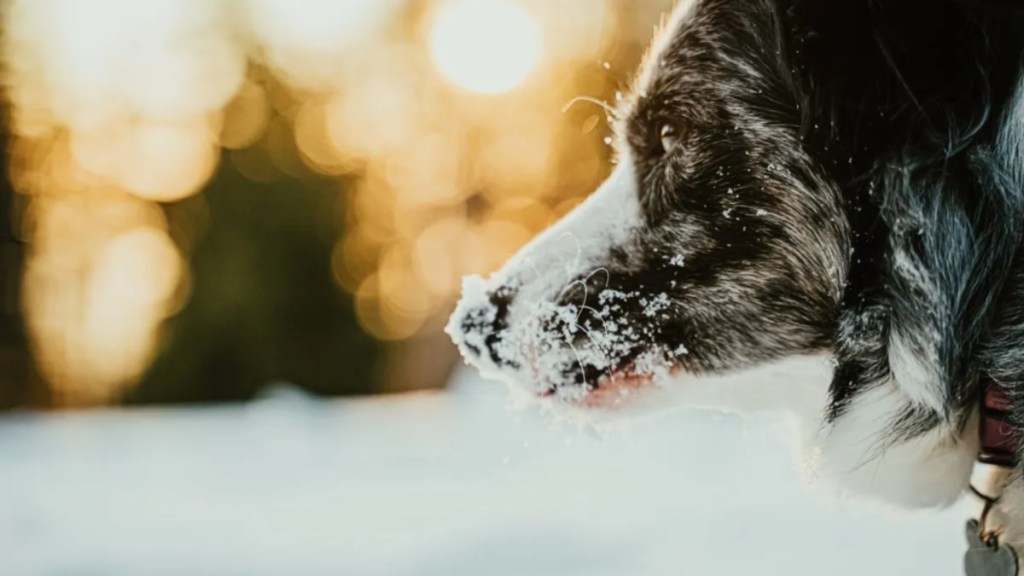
[813,382,977,508]
[888,334,947,415]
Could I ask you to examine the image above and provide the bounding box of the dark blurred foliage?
[128,149,379,404]
[0,104,43,408]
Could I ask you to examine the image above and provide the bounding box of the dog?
[448,0,1024,562]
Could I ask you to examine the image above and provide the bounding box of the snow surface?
[0,371,969,576]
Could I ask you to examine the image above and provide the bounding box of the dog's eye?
[659,124,681,155]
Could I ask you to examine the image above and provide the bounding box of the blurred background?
[0,3,974,575]
[0,0,680,409]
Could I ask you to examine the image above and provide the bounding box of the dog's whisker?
[559,231,584,275]
[529,263,544,285]
[584,267,611,289]
[575,297,588,323]
[556,278,588,303]
[573,275,590,323]
[572,322,610,358]
[561,95,618,118]
[579,306,611,330]
[564,336,589,391]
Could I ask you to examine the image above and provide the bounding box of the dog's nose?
[455,285,518,368]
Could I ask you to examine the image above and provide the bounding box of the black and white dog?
[449,0,1024,556]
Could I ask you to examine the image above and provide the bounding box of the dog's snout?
[456,285,518,369]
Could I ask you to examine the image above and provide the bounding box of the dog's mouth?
[537,369,654,410]
[533,350,682,409]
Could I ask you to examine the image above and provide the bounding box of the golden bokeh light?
[78,227,185,387]
[245,0,402,91]
[1,0,674,403]
[429,0,543,94]
[5,0,242,404]
[318,0,641,343]
[71,119,221,203]
[20,199,185,405]
[219,80,271,150]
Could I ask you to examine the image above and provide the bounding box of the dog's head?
[448,0,851,409]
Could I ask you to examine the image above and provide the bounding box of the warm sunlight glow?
[429,0,542,94]
[3,0,650,400]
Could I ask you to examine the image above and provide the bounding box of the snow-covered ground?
[1,370,968,576]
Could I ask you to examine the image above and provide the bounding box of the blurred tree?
[0,98,43,407]
[129,154,379,404]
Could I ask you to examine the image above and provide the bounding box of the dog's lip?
[536,360,680,408]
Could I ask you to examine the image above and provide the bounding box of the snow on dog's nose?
[448,267,678,408]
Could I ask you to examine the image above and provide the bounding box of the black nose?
[458,285,518,368]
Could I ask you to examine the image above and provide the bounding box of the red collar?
[979,377,1019,468]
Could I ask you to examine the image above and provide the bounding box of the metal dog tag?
[966,520,1019,576]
